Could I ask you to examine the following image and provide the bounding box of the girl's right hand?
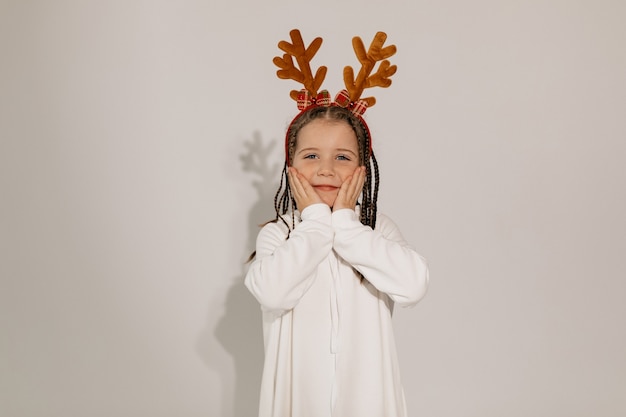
[288,167,323,211]
[333,166,365,211]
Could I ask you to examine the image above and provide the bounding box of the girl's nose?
[317,161,335,176]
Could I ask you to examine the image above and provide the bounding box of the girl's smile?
[314,185,339,191]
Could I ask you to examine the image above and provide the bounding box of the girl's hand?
[288,167,323,211]
[333,166,366,211]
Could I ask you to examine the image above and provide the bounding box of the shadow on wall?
[208,132,280,417]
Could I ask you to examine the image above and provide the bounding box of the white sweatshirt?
[245,203,429,417]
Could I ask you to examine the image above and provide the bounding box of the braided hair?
[274,105,380,236]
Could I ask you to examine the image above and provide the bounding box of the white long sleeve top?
[245,203,429,417]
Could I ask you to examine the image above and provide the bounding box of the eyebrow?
[336,148,358,156]
[296,147,358,157]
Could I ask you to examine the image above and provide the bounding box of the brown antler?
[343,32,397,107]
[273,29,328,101]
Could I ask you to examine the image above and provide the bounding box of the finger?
[338,174,354,198]
[293,169,320,202]
[296,171,315,194]
[353,166,366,200]
[346,166,365,202]
[333,174,354,210]
[287,167,298,194]
[289,167,323,209]
[288,168,306,202]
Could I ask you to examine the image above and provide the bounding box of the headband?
[273,29,397,163]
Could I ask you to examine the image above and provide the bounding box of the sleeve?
[331,209,429,307]
[244,203,334,315]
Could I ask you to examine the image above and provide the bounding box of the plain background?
[1,1,625,416]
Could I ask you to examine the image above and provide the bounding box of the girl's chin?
[319,193,338,208]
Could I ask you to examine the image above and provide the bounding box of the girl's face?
[292,119,361,207]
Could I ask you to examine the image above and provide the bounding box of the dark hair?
[275,105,380,236]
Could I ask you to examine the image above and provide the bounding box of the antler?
[273,29,328,101]
[343,32,397,107]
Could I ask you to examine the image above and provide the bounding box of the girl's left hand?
[333,166,366,211]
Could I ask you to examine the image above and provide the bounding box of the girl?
[245,31,429,417]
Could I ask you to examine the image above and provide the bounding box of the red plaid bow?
[334,89,368,116]
[297,90,332,110]
[296,89,369,116]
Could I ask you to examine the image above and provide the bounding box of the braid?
[273,163,293,237]
[274,161,304,238]
[360,148,371,226]
[273,163,285,213]
[370,151,380,229]
[356,121,380,231]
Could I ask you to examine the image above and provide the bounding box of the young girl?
[245,30,429,417]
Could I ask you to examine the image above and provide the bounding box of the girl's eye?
[304,154,318,159]
[337,154,351,161]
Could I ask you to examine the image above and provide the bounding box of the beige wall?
[1,1,625,416]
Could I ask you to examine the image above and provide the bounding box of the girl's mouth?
[314,185,339,191]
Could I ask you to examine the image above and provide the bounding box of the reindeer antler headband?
[274,29,397,163]
[274,29,397,115]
